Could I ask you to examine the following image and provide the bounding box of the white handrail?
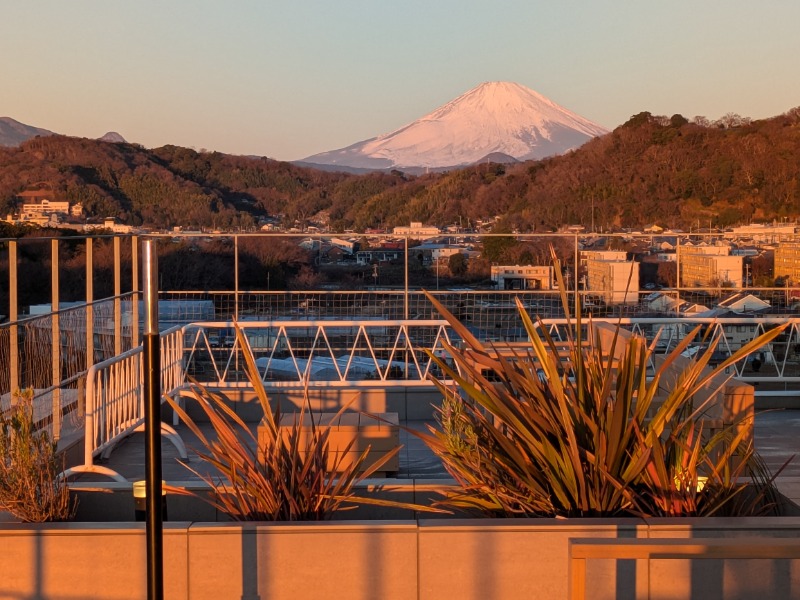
[62,326,186,482]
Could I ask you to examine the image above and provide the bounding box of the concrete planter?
[2,517,800,600]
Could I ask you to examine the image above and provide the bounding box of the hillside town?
[7,182,800,337]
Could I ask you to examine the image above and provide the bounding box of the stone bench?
[270,411,400,476]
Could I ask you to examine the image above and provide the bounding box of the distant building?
[716,292,770,314]
[323,246,349,263]
[83,218,134,233]
[11,188,78,226]
[392,222,440,238]
[774,241,800,284]
[491,265,554,290]
[580,250,627,265]
[102,218,133,234]
[727,223,797,243]
[298,238,321,251]
[21,199,70,219]
[645,292,678,313]
[414,242,476,263]
[585,257,639,304]
[655,251,677,262]
[329,237,359,254]
[19,194,69,217]
[679,245,743,287]
[356,248,404,265]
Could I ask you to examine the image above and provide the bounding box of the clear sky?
[2,1,799,161]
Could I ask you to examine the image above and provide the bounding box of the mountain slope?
[302,81,608,169]
[0,117,55,146]
[2,108,799,232]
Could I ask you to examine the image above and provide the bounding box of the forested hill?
[1,108,799,231]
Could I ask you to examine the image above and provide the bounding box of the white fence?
[61,326,187,482]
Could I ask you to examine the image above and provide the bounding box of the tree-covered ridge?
[1,107,799,231]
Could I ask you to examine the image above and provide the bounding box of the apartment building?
[774,241,800,284]
[679,244,743,288]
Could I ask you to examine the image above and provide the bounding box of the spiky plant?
[0,388,75,522]
[166,325,439,520]
[419,254,787,518]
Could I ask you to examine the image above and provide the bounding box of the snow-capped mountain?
[301,81,608,170]
[98,131,127,143]
[0,117,55,146]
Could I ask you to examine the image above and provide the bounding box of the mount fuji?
[300,81,608,171]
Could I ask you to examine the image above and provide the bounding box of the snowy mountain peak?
[98,131,127,143]
[302,81,608,170]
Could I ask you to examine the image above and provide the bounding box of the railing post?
[574,233,579,308]
[234,234,239,321]
[114,236,122,356]
[132,235,140,347]
[51,239,61,441]
[8,240,18,400]
[141,238,164,600]
[404,235,409,320]
[86,237,94,376]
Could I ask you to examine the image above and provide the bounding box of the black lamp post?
[142,239,164,600]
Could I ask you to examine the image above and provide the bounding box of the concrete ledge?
[570,536,800,600]
[4,517,800,600]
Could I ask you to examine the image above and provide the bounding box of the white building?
[103,218,133,234]
[392,222,440,238]
[83,218,134,234]
[21,199,70,217]
[586,258,639,304]
[491,265,554,290]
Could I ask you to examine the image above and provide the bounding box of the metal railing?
[60,326,187,482]
[52,310,800,482]
[182,315,800,395]
[0,294,138,442]
[183,319,455,387]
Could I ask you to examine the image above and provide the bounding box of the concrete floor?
[754,408,800,503]
[77,409,800,506]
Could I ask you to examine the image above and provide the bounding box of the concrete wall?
[2,518,800,600]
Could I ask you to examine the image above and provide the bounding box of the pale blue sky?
[2,1,799,160]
